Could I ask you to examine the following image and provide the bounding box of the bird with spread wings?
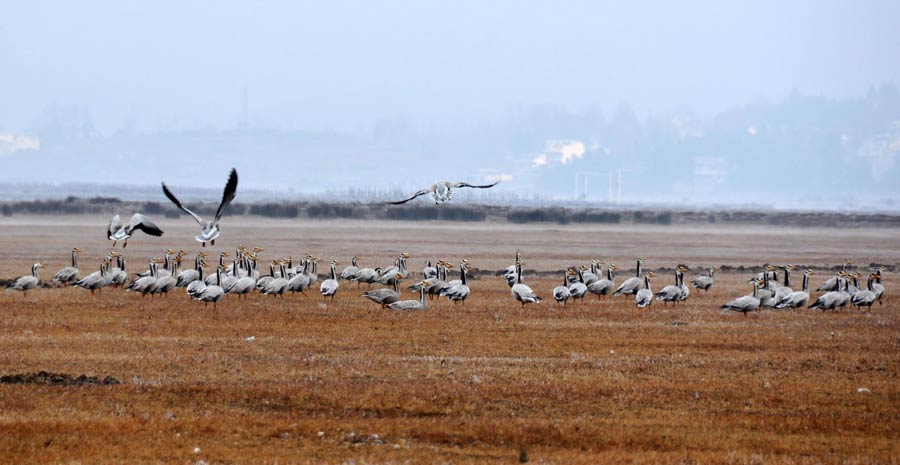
[388,180,499,205]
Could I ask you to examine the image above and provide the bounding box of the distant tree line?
[2,197,900,228]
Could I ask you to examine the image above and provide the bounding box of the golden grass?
[0,216,898,463]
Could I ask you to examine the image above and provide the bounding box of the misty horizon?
[2,1,899,209]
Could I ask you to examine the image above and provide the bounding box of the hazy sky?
[2,0,900,133]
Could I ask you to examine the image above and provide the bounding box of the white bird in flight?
[162,168,238,247]
[107,214,164,248]
[388,180,499,205]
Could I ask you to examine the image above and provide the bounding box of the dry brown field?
[1,215,899,464]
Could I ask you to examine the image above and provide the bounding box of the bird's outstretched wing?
[387,188,431,205]
[214,168,238,222]
[107,214,123,239]
[453,181,500,189]
[127,213,164,237]
[161,182,205,225]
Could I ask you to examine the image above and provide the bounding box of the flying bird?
[388,180,499,205]
[162,168,238,247]
[107,214,163,247]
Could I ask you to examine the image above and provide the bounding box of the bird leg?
[123,240,128,249]
[211,239,215,246]
[112,241,117,247]
[202,242,206,248]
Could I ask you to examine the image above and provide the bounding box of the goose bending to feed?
[7,263,46,296]
[614,257,645,296]
[387,283,428,310]
[776,269,814,309]
[441,261,471,304]
[851,274,878,310]
[107,214,163,248]
[568,267,588,303]
[511,261,541,307]
[636,272,656,308]
[721,280,762,316]
[552,271,573,306]
[388,180,500,205]
[363,277,402,307]
[53,248,82,284]
[691,267,715,293]
[161,168,238,247]
[587,264,618,300]
[319,260,340,301]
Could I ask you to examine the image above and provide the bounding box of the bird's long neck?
[420,286,427,308]
[753,282,759,298]
[198,263,204,280]
[802,273,809,292]
[591,261,598,275]
[460,265,467,285]
[644,275,651,293]
[516,263,523,284]
[867,276,874,291]
[607,267,614,281]
[330,264,337,280]
[783,268,791,287]
[216,267,222,284]
[635,260,642,277]
[353,257,358,267]
[72,251,78,267]
[562,273,568,286]
[32,264,40,278]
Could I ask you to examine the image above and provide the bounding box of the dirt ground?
[1,216,898,464]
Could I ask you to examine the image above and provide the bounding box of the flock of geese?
[1,168,889,313]
[6,248,887,315]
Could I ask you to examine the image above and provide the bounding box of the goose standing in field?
[109,254,129,287]
[225,258,257,299]
[809,275,847,312]
[655,267,683,306]
[677,265,690,303]
[422,260,438,279]
[256,260,279,291]
[107,213,164,248]
[286,261,312,295]
[7,262,46,296]
[154,256,180,296]
[352,265,381,288]
[196,266,226,308]
[161,168,238,247]
[205,252,230,286]
[319,260,340,301]
[511,261,541,307]
[262,261,290,298]
[503,249,523,286]
[635,272,655,308]
[552,271,572,306]
[851,274,878,310]
[177,253,207,287]
[691,267,716,293]
[872,270,885,304]
[587,264,618,301]
[567,267,588,303]
[388,180,500,205]
[363,277,402,307]
[72,259,112,295]
[53,248,82,284]
[817,259,852,292]
[757,271,777,308]
[721,280,762,316]
[441,261,471,304]
[776,269,814,309]
[340,256,361,281]
[186,261,208,298]
[772,265,796,304]
[836,276,853,309]
[614,257,645,296]
[126,258,162,297]
[387,283,428,310]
